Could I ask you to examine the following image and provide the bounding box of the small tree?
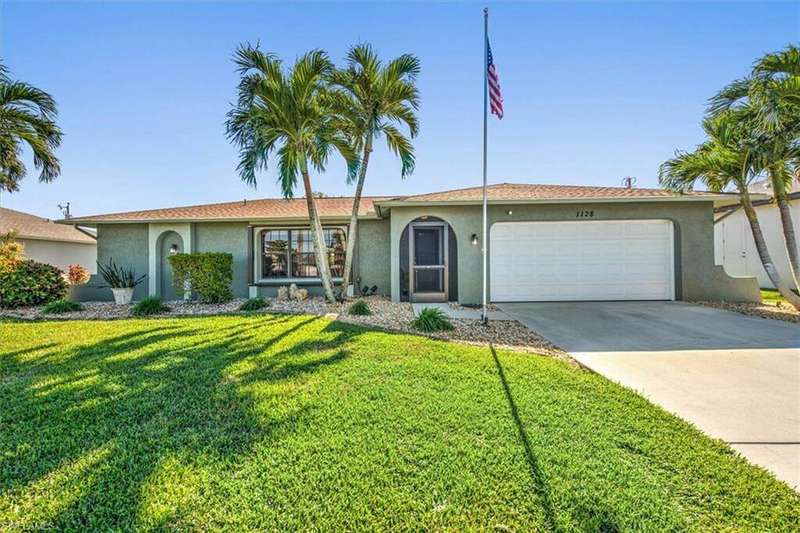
[0,230,24,271]
[659,111,800,309]
[328,44,420,298]
[0,61,62,193]
[226,45,358,302]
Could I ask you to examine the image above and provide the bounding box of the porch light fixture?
[507,210,513,215]
[471,234,479,246]
[169,244,179,255]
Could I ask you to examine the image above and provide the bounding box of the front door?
[410,223,447,302]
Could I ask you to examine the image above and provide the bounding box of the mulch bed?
[693,300,800,324]
[0,296,567,358]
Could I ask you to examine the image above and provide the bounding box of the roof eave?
[375,195,756,208]
[15,234,97,245]
[56,214,381,226]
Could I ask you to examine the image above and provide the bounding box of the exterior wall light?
[471,234,479,246]
[169,244,179,255]
[507,210,513,215]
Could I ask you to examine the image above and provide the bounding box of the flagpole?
[481,7,489,324]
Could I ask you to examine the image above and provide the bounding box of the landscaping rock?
[0,295,567,358]
[276,286,289,300]
[693,300,799,324]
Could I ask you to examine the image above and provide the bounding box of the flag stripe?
[487,40,503,119]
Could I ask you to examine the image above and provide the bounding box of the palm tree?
[327,44,420,298]
[226,45,358,302]
[659,111,800,309]
[708,45,800,290]
[0,60,62,193]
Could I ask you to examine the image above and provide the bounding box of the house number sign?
[576,209,595,218]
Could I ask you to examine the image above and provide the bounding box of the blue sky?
[1,1,798,219]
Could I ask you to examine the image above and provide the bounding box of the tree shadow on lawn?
[0,313,355,529]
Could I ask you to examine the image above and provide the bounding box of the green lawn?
[761,288,786,306]
[1,315,797,531]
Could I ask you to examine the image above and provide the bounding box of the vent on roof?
[621,177,637,189]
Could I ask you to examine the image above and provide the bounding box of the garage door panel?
[490,220,674,302]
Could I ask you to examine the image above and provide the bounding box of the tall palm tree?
[0,60,62,193]
[226,45,358,302]
[659,111,800,309]
[708,45,800,290]
[327,44,420,298]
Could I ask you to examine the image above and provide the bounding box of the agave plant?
[97,258,146,289]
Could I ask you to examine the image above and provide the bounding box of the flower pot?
[111,287,135,305]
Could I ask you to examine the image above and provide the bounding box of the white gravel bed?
[693,300,800,324]
[0,299,250,320]
[0,295,566,358]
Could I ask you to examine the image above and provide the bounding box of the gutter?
[374,194,759,209]
[55,214,382,226]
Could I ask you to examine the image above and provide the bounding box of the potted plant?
[97,259,146,305]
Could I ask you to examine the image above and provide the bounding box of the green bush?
[348,300,371,316]
[411,307,453,332]
[42,299,83,314]
[240,297,267,311]
[0,260,67,308]
[169,253,233,303]
[131,297,170,316]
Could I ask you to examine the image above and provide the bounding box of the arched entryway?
[399,217,458,302]
[157,231,183,300]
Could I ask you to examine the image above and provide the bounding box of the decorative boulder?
[294,288,308,301]
[276,286,289,300]
[288,283,300,300]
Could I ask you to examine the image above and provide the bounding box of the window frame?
[253,225,348,284]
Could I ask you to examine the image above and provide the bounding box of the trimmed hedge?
[168,253,233,303]
[0,260,68,308]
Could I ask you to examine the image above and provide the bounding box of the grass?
[41,299,83,314]
[761,288,786,306]
[1,315,798,530]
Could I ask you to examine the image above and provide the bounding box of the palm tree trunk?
[340,137,373,300]
[741,190,800,309]
[299,157,336,302]
[776,195,800,291]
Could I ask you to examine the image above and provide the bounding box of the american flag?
[487,39,503,119]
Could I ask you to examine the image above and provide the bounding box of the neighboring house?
[714,179,800,289]
[58,182,760,303]
[1,207,97,273]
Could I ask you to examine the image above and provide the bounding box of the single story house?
[715,179,799,289]
[59,182,761,304]
[1,207,97,273]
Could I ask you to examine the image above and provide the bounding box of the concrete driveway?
[498,301,800,489]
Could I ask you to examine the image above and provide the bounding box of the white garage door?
[490,220,674,302]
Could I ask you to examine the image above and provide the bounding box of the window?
[260,228,346,279]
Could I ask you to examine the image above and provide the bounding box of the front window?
[261,228,346,279]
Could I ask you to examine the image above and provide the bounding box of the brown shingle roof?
[65,196,391,224]
[397,182,723,202]
[0,207,96,244]
[59,182,735,225]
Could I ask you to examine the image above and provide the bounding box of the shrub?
[169,253,233,303]
[131,297,170,316]
[42,299,83,314]
[0,230,24,272]
[67,264,91,285]
[97,258,146,288]
[411,307,453,332]
[239,297,267,311]
[348,300,371,316]
[0,260,67,308]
